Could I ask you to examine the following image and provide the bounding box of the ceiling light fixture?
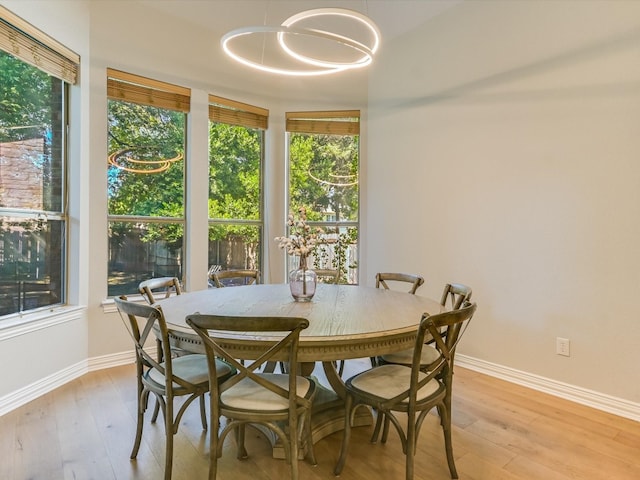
[221,8,381,77]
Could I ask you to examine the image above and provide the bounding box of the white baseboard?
[0,350,135,417]
[457,354,640,422]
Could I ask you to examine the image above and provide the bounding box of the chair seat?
[349,364,443,404]
[222,373,312,411]
[380,345,439,367]
[147,354,232,389]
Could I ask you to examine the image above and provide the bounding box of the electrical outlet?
[556,337,570,357]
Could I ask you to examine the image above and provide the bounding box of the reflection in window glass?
[288,132,359,284]
[107,221,184,297]
[0,50,66,316]
[107,99,186,296]
[208,122,263,278]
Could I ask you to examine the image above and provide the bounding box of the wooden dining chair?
[375,272,424,294]
[209,269,260,288]
[186,314,317,480]
[138,276,189,420]
[372,282,473,442]
[369,272,426,367]
[138,276,183,304]
[314,268,339,284]
[379,283,473,367]
[334,301,477,480]
[114,296,235,480]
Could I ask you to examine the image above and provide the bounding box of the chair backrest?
[440,283,472,310]
[375,272,424,294]
[210,269,260,288]
[186,314,309,407]
[114,296,194,391]
[397,302,477,407]
[314,269,339,284]
[138,277,182,304]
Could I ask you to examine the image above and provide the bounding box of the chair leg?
[370,411,383,443]
[164,399,174,480]
[235,424,248,459]
[151,399,161,423]
[381,413,391,444]
[199,394,208,431]
[302,411,317,466]
[440,401,458,479]
[405,411,416,480]
[334,394,353,475]
[209,414,220,480]
[131,389,147,458]
[290,414,300,480]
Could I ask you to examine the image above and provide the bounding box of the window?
[107,69,189,296]
[207,95,267,284]
[286,110,360,284]
[0,7,78,317]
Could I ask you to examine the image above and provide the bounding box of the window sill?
[101,295,147,314]
[0,305,86,341]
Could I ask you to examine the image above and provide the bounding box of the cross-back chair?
[369,272,425,367]
[209,269,260,288]
[314,268,339,284]
[186,314,317,480]
[334,301,477,480]
[375,272,425,294]
[114,296,235,480]
[138,276,183,304]
[379,283,473,367]
[138,276,189,420]
[372,282,473,442]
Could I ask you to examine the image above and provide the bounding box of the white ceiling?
[139,0,458,43]
[134,0,461,104]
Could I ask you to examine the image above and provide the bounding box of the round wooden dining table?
[157,283,444,457]
[159,283,443,362]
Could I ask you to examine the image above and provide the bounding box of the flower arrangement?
[274,207,324,261]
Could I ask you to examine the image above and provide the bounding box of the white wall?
[366,0,640,402]
[0,1,92,406]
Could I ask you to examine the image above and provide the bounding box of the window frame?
[285,110,361,284]
[0,7,77,318]
[207,95,268,278]
[106,69,190,297]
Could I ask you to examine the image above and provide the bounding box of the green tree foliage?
[107,100,185,246]
[289,133,360,283]
[289,133,359,222]
[0,51,52,142]
[208,123,262,269]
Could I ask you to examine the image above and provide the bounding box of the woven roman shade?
[0,6,79,84]
[107,68,191,112]
[208,95,268,130]
[286,110,360,135]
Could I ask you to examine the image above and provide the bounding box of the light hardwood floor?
[1,360,638,480]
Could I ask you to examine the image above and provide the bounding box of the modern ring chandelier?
[108,147,183,174]
[221,8,381,76]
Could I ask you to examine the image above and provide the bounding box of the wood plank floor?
[1,360,638,480]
